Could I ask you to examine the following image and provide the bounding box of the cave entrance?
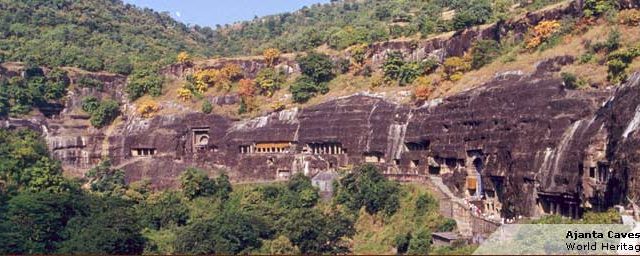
[405,140,430,151]
[277,169,291,179]
[364,151,385,163]
[429,166,441,175]
[131,147,156,157]
[308,142,343,155]
[255,142,294,154]
[192,128,210,152]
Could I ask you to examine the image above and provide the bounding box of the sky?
[123,0,330,28]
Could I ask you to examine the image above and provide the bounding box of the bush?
[618,9,640,26]
[176,52,190,63]
[126,69,164,100]
[255,67,286,97]
[297,52,335,84]
[334,164,400,216]
[394,232,412,254]
[452,0,493,30]
[263,48,281,67]
[606,47,640,83]
[471,40,501,69]
[383,51,405,80]
[290,76,328,103]
[443,57,471,81]
[590,30,620,54]
[525,20,561,50]
[137,100,160,118]
[81,96,100,114]
[349,44,368,66]
[77,76,104,91]
[583,0,617,18]
[335,58,351,74]
[89,100,120,128]
[561,72,578,89]
[407,228,431,254]
[421,58,440,75]
[202,101,212,114]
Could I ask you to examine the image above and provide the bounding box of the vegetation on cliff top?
[0,0,216,75]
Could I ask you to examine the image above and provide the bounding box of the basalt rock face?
[104,68,630,220]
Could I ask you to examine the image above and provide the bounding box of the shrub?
[297,52,335,84]
[562,72,591,90]
[606,47,640,83]
[255,67,286,97]
[421,58,440,75]
[335,58,351,74]
[177,87,192,102]
[221,63,243,81]
[290,76,328,103]
[525,20,561,50]
[176,52,191,63]
[263,48,281,67]
[590,30,620,54]
[202,100,212,114]
[394,233,412,254]
[583,0,617,18]
[349,43,368,66]
[471,40,501,69]
[451,0,493,30]
[383,51,405,80]
[579,53,595,64]
[398,62,421,86]
[82,96,100,114]
[137,100,160,118]
[618,9,640,26]
[89,100,120,128]
[126,69,164,100]
[77,76,104,91]
[442,57,471,81]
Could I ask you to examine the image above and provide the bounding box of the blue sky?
[124,0,330,27]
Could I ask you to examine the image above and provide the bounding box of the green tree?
[255,67,285,96]
[394,232,412,254]
[179,167,215,200]
[407,228,431,254]
[471,39,502,69]
[278,208,354,254]
[297,52,335,84]
[126,69,164,100]
[0,192,81,254]
[85,160,127,197]
[290,75,328,103]
[215,173,232,201]
[81,96,100,114]
[89,100,120,128]
[60,197,145,255]
[335,164,400,216]
[452,0,493,30]
[173,211,267,254]
[140,191,189,230]
[384,51,405,80]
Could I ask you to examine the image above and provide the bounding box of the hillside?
[210,0,564,56]
[0,0,216,74]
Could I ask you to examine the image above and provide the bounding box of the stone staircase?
[424,175,473,236]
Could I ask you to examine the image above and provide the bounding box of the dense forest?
[0,0,216,74]
[0,0,566,73]
[0,128,465,254]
